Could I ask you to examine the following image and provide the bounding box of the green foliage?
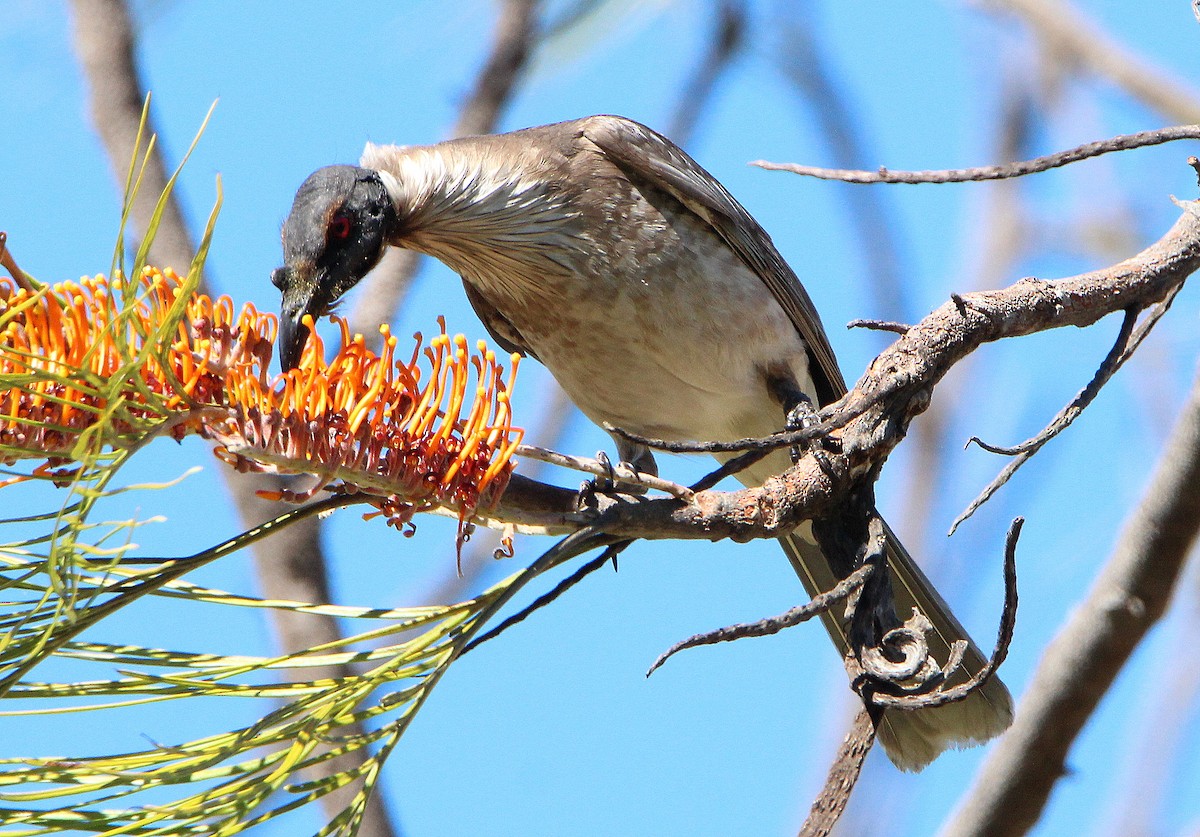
[0,101,559,836]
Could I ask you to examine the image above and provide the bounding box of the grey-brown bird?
[272,115,1012,770]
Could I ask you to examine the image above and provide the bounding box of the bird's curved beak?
[273,262,327,373]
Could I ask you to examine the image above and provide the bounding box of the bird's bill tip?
[276,270,321,373]
[277,310,310,373]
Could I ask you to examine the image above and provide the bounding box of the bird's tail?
[780,524,1013,771]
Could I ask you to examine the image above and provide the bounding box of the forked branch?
[482,199,1200,546]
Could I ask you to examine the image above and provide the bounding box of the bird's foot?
[575,450,655,510]
[576,450,618,510]
[785,392,820,465]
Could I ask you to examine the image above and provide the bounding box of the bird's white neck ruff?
[360,141,587,298]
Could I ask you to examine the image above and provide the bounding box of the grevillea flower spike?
[0,266,522,531]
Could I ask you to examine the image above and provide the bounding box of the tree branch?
[939,342,1200,837]
[796,709,877,837]
[666,0,745,144]
[753,125,1200,185]
[480,202,1200,544]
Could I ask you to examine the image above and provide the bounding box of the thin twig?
[966,312,1137,457]
[951,281,1182,534]
[514,443,694,500]
[459,540,629,655]
[645,563,875,676]
[847,318,911,334]
[753,125,1200,184]
[603,415,834,457]
[870,518,1020,710]
[0,232,36,292]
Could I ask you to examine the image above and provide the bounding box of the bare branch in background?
[965,66,1042,291]
[1100,559,1200,837]
[667,0,745,144]
[68,1,400,832]
[452,0,541,138]
[777,20,909,322]
[985,0,1200,125]
[347,0,542,347]
[939,361,1200,837]
[69,0,197,277]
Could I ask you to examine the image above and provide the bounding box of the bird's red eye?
[329,214,352,240]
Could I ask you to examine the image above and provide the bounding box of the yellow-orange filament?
[1,267,521,531]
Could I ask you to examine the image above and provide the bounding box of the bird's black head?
[272,165,398,371]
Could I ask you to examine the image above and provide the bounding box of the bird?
[271,115,1013,771]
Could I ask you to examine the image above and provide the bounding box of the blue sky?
[2,1,1199,835]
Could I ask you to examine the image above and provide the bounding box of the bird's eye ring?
[329,214,352,240]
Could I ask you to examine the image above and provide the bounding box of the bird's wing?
[581,115,848,403]
[460,278,538,361]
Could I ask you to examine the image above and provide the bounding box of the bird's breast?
[456,201,814,448]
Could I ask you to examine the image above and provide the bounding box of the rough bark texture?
[482,204,1200,544]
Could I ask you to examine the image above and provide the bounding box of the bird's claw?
[575,451,616,510]
[785,394,819,465]
[575,450,650,509]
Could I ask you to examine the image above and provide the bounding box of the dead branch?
[952,282,1180,534]
[939,355,1200,837]
[985,0,1200,125]
[481,201,1200,544]
[645,562,875,676]
[753,125,1200,185]
[796,709,877,837]
[863,518,1019,711]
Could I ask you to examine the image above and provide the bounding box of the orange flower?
[0,267,522,526]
